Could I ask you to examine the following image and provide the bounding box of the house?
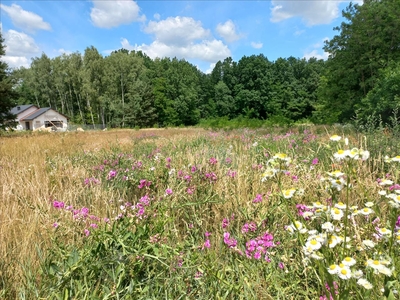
[10,105,69,131]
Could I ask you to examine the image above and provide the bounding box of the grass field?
[0,127,399,299]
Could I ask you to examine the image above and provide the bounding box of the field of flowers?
[0,126,399,299]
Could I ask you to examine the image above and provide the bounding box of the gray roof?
[10,105,37,115]
[22,108,52,121]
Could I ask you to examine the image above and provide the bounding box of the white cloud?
[303,37,330,60]
[144,16,211,47]
[216,20,241,43]
[251,42,263,49]
[154,13,160,20]
[0,4,51,33]
[2,56,31,68]
[205,63,216,74]
[121,16,231,70]
[2,29,40,68]
[90,0,145,28]
[270,1,343,26]
[121,38,230,63]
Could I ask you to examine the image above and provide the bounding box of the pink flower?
[84,229,90,237]
[165,188,173,195]
[53,222,59,228]
[209,157,218,165]
[253,194,263,203]
[202,239,211,249]
[222,218,229,229]
[312,158,319,165]
[53,201,65,209]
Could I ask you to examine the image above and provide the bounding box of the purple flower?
[84,229,90,237]
[312,158,319,165]
[278,262,285,269]
[202,239,211,249]
[165,188,173,195]
[222,218,229,229]
[53,222,59,228]
[107,170,117,180]
[53,201,65,209]
[253,194,263,203]
[209,157,218,165]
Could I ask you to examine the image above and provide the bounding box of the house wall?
[32,110,68,131]
[17,107,38,122]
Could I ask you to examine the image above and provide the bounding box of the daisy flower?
[327,264,340,274]
[331,208,344,221]
[330,135,341,141]
[338,266,352,280]
[282,188,296,199]
[342,257,356,267]
[357,278,373,289]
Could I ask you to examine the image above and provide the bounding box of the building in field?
[10,105,69,131]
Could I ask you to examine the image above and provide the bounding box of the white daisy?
[357,278,373,289]
[330,135,342,141]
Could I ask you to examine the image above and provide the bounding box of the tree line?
[2,0,400,129]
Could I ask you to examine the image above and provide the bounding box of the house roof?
[10,104,37,115]
[21,108,53,121]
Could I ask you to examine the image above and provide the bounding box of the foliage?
[316,0,400,123]
[0,31,17,129]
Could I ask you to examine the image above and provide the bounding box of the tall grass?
[0,127,399,299]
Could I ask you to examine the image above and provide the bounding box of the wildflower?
[282,188,296,199]
[53,201,65,209]
[261,168,277,181]
[53,222,59,228]
[330,135,341,141]
[328,264,340,274]
[84,229,90,237]
[305,238,322,251]
[278,262,285,269]
[378,227,391,236]
[223,232,237,248]
[107,170,117,180]
[379,179,394,186]
[338,266,352,280]
[253,194,263,203]
[357,278,373,289]
[360,207,374,216]
[312,158,319,165]
[335,202,347,209]
[202,239,211,249]
[209,157,218,165]
[331,208,344,221]
[273,153,291,163]
[333,149,349,161]
[286,221,307,234]
[165,188,173,196]
[362,239,375,249]
[365,201,374,207]
[353,269,363,279]
[327,170,345,178]
[342,257,356,267]
[222,218,229,229]
[322,222,334,232]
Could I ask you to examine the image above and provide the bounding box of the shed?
[11,105,68,131]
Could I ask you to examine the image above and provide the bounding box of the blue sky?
[1,0,358,73]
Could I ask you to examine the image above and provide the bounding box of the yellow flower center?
[310,240,318,246]
[381,228,387,233]
[341,269,348,275]
[363,208,369,212]
[329,265,336,270]
[373,260,380,265]
[344,257,352,262]
[334,209,341,214]
[339,263,344,268]
[337,150,344,154]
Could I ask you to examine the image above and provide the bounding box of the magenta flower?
[84,229,90,237]
[253,194,263,203]
[312,158,319,165]
[53,222,59,228]
[165,188,173,195]
[53,201,65,209]
[209,157,218,165]
[107,170,117,180]
[222,218,229,229]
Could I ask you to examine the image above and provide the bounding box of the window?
[45,121,63,128]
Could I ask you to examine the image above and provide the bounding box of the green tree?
[317,0,400,123]
[0,31,17,129]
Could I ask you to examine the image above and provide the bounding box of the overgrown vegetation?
[1,127,399,299]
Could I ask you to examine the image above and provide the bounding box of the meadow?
[0,126,399,299]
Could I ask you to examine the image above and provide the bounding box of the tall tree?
[316,0,400,123]
[0,31,17,129]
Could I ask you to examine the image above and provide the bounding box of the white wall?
[17,106,38,122]
[32,110,68,131]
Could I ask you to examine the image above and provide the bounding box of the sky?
[0,0,359,73]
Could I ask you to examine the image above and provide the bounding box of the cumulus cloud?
[0,4,51,33]
[270,1,343,26]
[251,42,263,49]
[121,38,230,63]
[121,16,231,70]
[303,37,330,60]
[2,29,41,68]
[90,0,145,28]
[144,16,211,47]
[216,20,241,43]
